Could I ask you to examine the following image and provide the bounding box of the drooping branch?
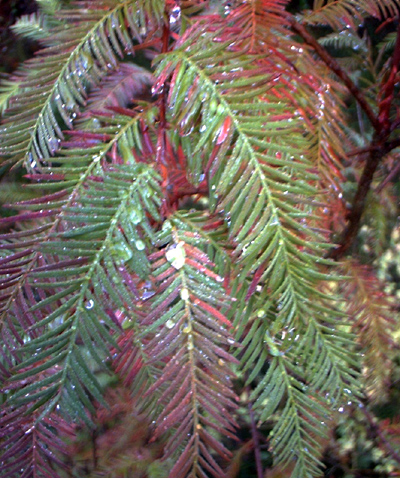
[291,18,400,260]
[328,142,383,259]
[377,20,400,136]
[328,20,400,260]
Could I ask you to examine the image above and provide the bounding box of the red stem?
[290,18,400,259]
[329,21,400,259]
[156,21,170,170]
[377,21,400,136]
[157,15,171,216]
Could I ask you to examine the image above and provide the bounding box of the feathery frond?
[0,124,162,466]
[0,78,21,116]
[11,13,54,41]
[302,0,399,30]
[142,212,238,478]
[0,0,163,168]
[153,15,360,476]
[340,259,396,402]
[0,404,74,478]
[1,0,397,477]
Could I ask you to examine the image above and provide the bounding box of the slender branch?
[328,141,383,259]
[346,145,381,158]
[157,13,171,216]
[317,19,400,260]
[329,133,400,258]
[386,137,400,152]
[356,102,366,139]
[346,136,400,158]
[377,20,400,136]
[247,392,263,478]
[156,20,170,176]
[290,19,380,132]
[376,158,400,193]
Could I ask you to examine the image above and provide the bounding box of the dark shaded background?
[0,0,38,73]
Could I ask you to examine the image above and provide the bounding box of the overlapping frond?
[0,403,74,478]
[0,0,388,476]
[142,212,238,478]
[285,49,351,229]
[378,31,398,54]
[0,145,162,474]
[0,77,21,115]
[225,0,290,51]
[340,259,396,402]
[1,158,161,384]
[318,30,368,52]
[0,0,163,168]
[157,18,335,326]
[11,12,54,41]
[252,355,329,477]
[0,102,157,325]
[154,17,360,476]
[77,63,153,125]
[233,286,359,476]
[301,0,400,29]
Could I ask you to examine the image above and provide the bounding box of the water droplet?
[129,208,143,225]
[85,299,94,310]
[216,104,224,115]
[170,5,181,25]
[135,240,145,251]
[166,319,175,329]
[112,243,133,262]
[27,152,37,170]
[209,99,218,114]
[165,242,186,269]
[48,137,60,153]
[180,288,189,300]
[162,219,172,231]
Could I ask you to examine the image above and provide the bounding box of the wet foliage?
[0,1,400,477]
